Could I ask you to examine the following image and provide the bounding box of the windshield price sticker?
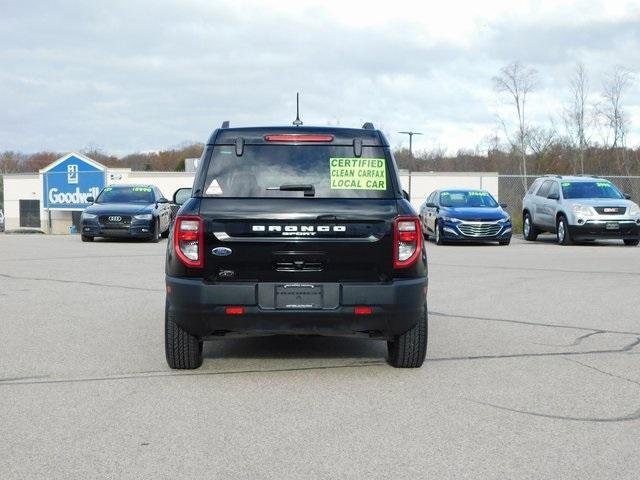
[329,158,387,190]
[468,191,489,196]
[561,182,571,187]
[131,187,152,192]
[596,182,612,188]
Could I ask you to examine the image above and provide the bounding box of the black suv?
[165,123,428,369]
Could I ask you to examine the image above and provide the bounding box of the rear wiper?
[266,184,315,197]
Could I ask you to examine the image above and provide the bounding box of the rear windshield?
[440,190,498,208]
[96,186,154,204]
[203,145,394,198]
[561,181,623,199]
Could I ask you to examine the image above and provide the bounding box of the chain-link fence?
[498,175,640,232]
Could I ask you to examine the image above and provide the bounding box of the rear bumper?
[166,276,428,339]
[568,221,640,240]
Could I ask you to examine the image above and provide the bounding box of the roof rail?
[221,120,230,128]
[542,174,562,178]
[362,122,375,130]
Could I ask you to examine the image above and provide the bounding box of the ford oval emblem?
[212,247,232,257]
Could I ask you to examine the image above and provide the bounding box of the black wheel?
[161,224,170,238]
[150,219,160,243]
[624,239,639,246]
[387,302,428,368]
[522,212,538,241]
[165,301,203,369]
[499,238,511,246]
[556,215,573,245]
[434,221,445,245]
[81,235,94,242]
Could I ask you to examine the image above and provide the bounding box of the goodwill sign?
[41,153,106,210]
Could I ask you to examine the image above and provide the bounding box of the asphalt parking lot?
[1,234,639,479]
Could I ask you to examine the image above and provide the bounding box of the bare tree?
[0,151,22,174]
[598,66,634,174]
[600,66,633,149]
[564,63,590,174]
[494,62,538,188]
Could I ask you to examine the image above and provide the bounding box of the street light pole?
[398,131,423,156]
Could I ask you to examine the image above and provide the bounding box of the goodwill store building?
[2,152,194,234]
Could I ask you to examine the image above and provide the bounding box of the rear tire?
[150,219,160,243]
[420,217,429,240]
[556,215,573,245]
[522,212,538,241]
[387,303,428,368]
[81,235,94,242]
[165,301,203,369]
[624,239,639,246]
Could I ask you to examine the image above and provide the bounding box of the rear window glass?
[96,186,154,203]
[561,181,624,199]
[203,145,393,198]
[439,190,498,208]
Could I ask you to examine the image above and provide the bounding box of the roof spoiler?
[221,120,230,128]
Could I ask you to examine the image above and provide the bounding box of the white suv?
[522,176,640,246]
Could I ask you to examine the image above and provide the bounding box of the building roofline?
[39,152,106,173]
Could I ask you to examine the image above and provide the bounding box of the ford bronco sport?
[165,123,428,369]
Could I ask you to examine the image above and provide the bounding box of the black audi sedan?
[80,184,171,242]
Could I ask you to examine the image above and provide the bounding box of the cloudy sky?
[1,0,639,155]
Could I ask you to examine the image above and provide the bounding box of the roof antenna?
[293,92,303,126]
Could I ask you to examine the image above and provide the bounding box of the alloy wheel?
[557,219,565,243]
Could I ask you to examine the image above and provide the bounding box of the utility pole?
[398,131,423,156]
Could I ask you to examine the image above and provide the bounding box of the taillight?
[174,215,204,268]
[264,134,334,142]
[394,216,422,269]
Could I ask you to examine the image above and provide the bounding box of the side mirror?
[402,190,410,201]
[86,196,94,203]
[157,197,169,204]
[624,193,632,200]
[499,202,508,208]
[173,187,192,206]
[425,202,437,208]
[547,192,560,200]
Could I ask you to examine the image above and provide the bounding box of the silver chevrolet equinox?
[522,175,640,246]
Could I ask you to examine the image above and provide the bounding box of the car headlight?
[498,215,511,223]
[82,213,97,220]
[134,214,153,220]
[572,204,594,217]
[441,216,461,223]
[630,203,640,216]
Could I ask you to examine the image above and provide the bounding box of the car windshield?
[561,181,624,199]
[203,145,393,198]
[96,186,155,203]
[439,190,498,208]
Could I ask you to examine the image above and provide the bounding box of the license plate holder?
[275,284,323,309]
[605,222,620,230]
